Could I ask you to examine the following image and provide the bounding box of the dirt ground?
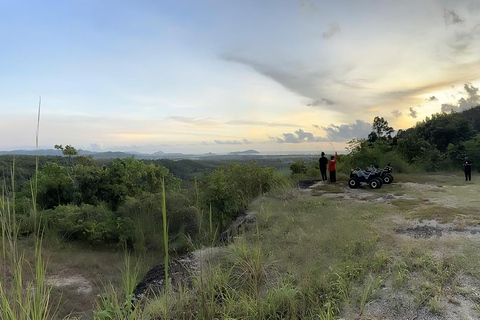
[310,175,480,320]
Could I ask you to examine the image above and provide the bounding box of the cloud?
[391,110,403,117]
[243,139,252,144]
[214,140,244,145]
[272,129,329,143]
[449,26,480,51]
[427,96,438,101]
[323,23,340,39]
[440,83,480,113]
[299,1,321,14]
[441,103,458,113]
[444,8,464,26]
[89,143,103,151]
[227,119,300,127]
[167,116,218,126]
[409,107,418,118]
[379,81,458,103]
[307,98,335,106]
[322,120,372,142]
[220,53,335,110]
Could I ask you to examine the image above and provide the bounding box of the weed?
[358,274,383,315]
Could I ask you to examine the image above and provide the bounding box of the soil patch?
[395,220,480,240]
[46,274,93,295]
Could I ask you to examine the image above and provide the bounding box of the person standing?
[319,152,328,181]
[328,151,338,183]
[463,157,472,181]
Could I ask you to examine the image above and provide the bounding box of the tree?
[372,116,394,140]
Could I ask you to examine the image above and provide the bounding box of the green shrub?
[290,160,307,174]
[42,204,119,245]
[202,162,287,225]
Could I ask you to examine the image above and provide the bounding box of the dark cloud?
[441,103,458,113]
[323,23,340,39]
[227,119,300,127]
[322,120,372,142]
[440,83,480,113]
[214,140,244,145]
[444,8,464,26]
[243,139,252,144]
[307,98,335,106]
[272,129,329,143]
[220,53,334,110]
[391,110,403,118]
[427,96,438,101]
[409,107,418,118]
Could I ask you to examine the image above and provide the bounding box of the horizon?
[1,1,479,154]
[0,146,339,156]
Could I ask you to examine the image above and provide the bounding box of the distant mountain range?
[228,149,259,155]
[0,149,262,160]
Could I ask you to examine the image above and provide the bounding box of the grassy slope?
[243,173,480,319]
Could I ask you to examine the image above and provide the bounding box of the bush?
[202,162,287,225]
[116,191,197,253]
[290,160,307,174]
[41,204,119,245]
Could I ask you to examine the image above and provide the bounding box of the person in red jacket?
[329,152,338,183]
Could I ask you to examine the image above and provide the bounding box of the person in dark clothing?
[319,152,328,181]
[328,152,338,183]
[463,157,472,181]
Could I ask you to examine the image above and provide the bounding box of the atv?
[348,167,383,189]
[365,163,394,184]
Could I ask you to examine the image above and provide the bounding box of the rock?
[133,253,199,300]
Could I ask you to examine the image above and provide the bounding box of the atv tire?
[383,174,393,184]
[369,178,381,189]
[348,178,359,188]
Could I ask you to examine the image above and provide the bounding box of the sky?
[1,0,479,154]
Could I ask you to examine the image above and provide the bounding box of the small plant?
[358,274,382,315]
[317,300,339,320]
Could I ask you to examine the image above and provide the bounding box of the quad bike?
[348,167,383,189]
[365,163,394,184]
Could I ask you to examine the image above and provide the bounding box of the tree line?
[342,106,480,173]
[2,148,287,254]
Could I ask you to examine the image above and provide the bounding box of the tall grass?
[0,99,58,320]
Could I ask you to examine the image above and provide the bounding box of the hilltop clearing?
[7,173,480,319]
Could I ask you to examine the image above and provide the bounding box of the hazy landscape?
[2,1,480,319]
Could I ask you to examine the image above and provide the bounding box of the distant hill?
[228,149,260,155]
[0,149,189,159]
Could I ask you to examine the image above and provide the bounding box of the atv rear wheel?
[369,178,381,189]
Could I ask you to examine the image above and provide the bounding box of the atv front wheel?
[383,174,393,184]
[348,178,359,188]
